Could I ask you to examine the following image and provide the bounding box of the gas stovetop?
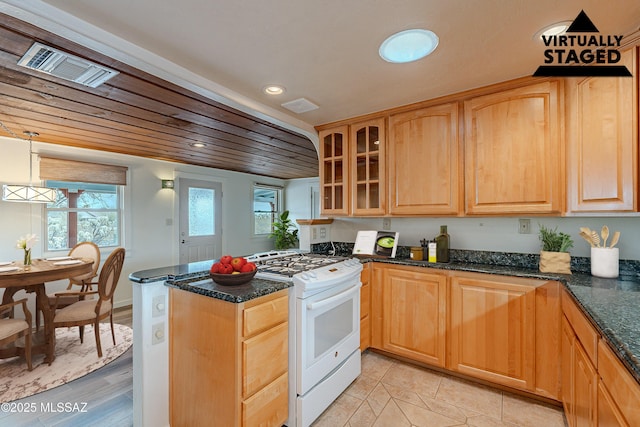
[246,251,346,280]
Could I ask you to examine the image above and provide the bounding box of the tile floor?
[312,350,566,427]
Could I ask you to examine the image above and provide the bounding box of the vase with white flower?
[17,234,37,268]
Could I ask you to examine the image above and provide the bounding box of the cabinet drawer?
[562,289,599,365]
[243,294,288,337]
[242,372,288,427]
[598,339,640,426]
[243,322,288,398]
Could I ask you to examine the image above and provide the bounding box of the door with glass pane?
[178,179,222,263]
[351,118,385,215]
[318,126,349,216]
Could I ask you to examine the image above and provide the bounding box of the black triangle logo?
[567,10,599,33]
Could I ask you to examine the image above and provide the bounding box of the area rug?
[0,323,132,402]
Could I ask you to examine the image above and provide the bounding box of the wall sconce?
[161,179,175,189]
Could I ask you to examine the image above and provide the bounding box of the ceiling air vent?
[17,42,119,88]
[281,98,319,114]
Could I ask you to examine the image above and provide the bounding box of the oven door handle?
[306,282,361,311]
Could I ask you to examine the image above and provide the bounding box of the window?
[45,181,122,251]
[253,184,282,235]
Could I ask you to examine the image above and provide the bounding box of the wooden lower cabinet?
[449,273,547,392]
[371,264,447,367]
[369,264,561,399]
[597,380,628,427]
[562,309,598,427]
[360,264,371,351]
[574,339,598,427]
[169,287,289,427]
[562,289,640,427]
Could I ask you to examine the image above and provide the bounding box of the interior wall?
[285,178,640,261]
[0,136,284,312]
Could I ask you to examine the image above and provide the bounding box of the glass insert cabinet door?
[351,118,386,215]
[319,125,349,215]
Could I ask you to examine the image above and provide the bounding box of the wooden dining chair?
[37,242,101,331]
[52,248,125,358]
[0,298,33,371]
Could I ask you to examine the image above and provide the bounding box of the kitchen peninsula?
[131,248,640,426]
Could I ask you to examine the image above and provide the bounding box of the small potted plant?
[538,224,573,274]
[270,210,299,250]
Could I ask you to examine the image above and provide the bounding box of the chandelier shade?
[0,130,57,204]
[2,184,57,203]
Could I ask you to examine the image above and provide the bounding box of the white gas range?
[247,251,363,427]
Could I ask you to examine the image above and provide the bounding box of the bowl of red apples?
[209,255,257,286]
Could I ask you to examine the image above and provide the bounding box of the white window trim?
[252,183,283,236]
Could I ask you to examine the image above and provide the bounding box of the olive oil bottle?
[435,225,450,263]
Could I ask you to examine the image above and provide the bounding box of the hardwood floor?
[0,306,134,427]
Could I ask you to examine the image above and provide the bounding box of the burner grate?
[253,253,346,278]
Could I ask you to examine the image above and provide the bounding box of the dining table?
[0,257,94,364]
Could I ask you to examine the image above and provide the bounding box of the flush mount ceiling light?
[189,142,206,148]
[263,85,285,96]
[379,29,439,63]
[2,130,57,203]
[534,21,572,39]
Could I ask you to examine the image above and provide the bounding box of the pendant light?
[2,130,57,203]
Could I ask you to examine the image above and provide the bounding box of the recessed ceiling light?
[190,142,206,148]
[263,85,285,95]
[534,21,572,39]
[379,29,439,63]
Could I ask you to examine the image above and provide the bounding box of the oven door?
[297,280,361,395]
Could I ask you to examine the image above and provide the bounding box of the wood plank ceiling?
[0,13,318,179]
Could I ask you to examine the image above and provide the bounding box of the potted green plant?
[270,210,299,250]
[538,224,574,274]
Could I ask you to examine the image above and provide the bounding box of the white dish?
[46,256,73,261]
[0,261,13,266]
[53,260,83,265]
[0,266,20,273]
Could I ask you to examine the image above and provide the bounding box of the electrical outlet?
[518,218,531,234]
[152,294,165,317]
[382,218,391,230]
[152,322,165,345]
[319,227,326,238]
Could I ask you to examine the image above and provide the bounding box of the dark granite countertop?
[129,259,215,283]
[165,275,292,303]
[129,259,291,303]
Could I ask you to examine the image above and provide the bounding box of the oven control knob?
[300,273,310,280]
[309,271,317,278]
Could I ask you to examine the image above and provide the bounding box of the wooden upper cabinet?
[350,118,386,215]
[319,126,350,215]
[464,81,564,215]
[388,103,462,215]
[566,47,638,213]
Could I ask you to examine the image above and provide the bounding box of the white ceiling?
[7,0,640,133]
